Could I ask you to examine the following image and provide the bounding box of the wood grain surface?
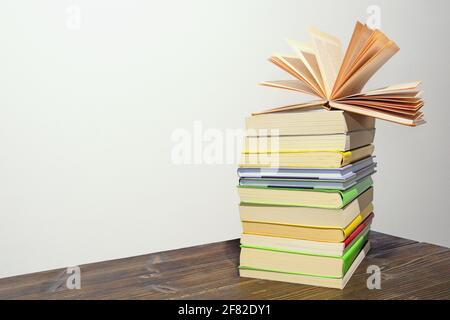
[0,231,449,300]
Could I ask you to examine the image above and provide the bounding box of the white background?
[0,0,449,278]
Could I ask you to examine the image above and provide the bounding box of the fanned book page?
[257,21,424,126]
[308,27,344,98]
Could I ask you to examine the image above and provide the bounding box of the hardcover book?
[239,187,373,228]
[243,129,375,152]
[240,230,370,280]
[237,176,373,208]
[238,164,375,189]
[239,242,370,289]
[240,223,372,257]
[245,109,375,135]
[237,156,375,180]
[241,211,374,243]
[240,145,374,168]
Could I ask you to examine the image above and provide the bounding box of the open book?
[256,22,424,126]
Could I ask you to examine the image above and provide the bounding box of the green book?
[237,176,373,209]
[239,231,369,279]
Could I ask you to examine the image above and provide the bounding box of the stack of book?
[237,109,376,289]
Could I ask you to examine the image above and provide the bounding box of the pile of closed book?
[237,109,376,289]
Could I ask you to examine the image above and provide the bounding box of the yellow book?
[241,209,373,243]
[240,144,374,168]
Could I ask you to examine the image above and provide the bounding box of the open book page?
[259,22,424,126]
[276,55,325,97]
[288,40,326,96]
[338,83,423,105]
[341,98,422,108]
[337,100,423,115]
[332,41,399,99]
[270,56,303,82]
[346,81,421,96]
[334,22,373,95]
[333,81,424,122]
[260,80,319,96]
[329,101,423,126]
[270,56,323,97]
[252,100,327,115]
[308,27,344,99]
[347,30,386,72]
[336,30,390,93]
[344,93,422,101]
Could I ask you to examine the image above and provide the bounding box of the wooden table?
[0,231,449,300]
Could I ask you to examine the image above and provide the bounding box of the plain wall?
[0,0,449,278]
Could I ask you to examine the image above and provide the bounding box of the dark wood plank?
[0,231,448,300]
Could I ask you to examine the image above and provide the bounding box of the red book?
[344,212,374,247]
